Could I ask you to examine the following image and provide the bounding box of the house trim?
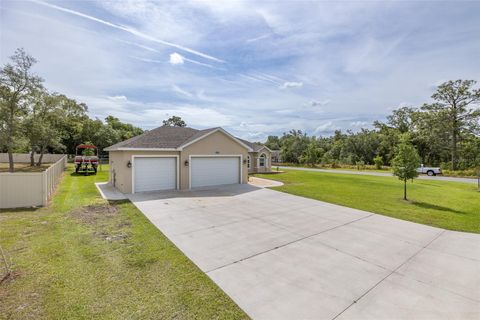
[255,145,272,153]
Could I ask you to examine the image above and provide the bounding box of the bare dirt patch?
[70,204,119,225]
[95,231,129,242]
[70,205,131,242]
[1,270,22,285]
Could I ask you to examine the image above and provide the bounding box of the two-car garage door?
[134,157,177,193]
[190,156,240,188]
[133,156,241,193]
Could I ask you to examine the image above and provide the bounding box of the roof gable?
[237,138,270,152]
[179,128,252,151]
[254,145,272,153]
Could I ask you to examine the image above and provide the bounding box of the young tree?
[373,155,384,170]
[392,135,421,200]
[423,80,480,170]
[162,115,186,127]
[0,48,43,171]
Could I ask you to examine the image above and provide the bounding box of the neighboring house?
[105,126,272,193]
[238,139,272,174]
[271,150,282,163]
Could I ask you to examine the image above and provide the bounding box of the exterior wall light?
[184,160,189,166]
[243,159,247,164]
[127,160,132,168]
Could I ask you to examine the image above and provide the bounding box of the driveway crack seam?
[174,216,255,236]
[392,270,480,303]
[205,213,375,274]
[312,241,391,272]
[331,229,447,320]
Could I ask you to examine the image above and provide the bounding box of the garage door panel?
[191,157,240,188]
[134,157,176,192]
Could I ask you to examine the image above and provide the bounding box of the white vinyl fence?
[0,153,65,163]
[0,155,67,209]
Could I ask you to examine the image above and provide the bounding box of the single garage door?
[191,156,240,188]
[134,157,176,192]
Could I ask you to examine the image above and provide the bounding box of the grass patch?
[255,170,480,233]
[274,162,390,173]
[0,163,51,172]
[0,165,248,319]
[274,163,479,178]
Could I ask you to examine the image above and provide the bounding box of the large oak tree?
[0,48,43,171]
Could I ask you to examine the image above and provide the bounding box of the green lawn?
[0,165,248,320]
[274,163,479,178]
[255,170,480,233]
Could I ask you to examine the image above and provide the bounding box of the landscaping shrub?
[374,155,384,170]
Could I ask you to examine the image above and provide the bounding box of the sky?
[1,0,479,141]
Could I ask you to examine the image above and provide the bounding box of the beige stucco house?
[105,126,271,194]
[239,139,272,174]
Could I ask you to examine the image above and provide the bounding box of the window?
[247,155,251,169]
[259,154,266,167]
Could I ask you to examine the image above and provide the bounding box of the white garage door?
[134,157,176,192]
[191,157,240,188]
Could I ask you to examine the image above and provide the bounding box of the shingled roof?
[237,138,268,152]
[104,126,253,151]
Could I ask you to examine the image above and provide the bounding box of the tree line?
[0,49,144,172]
[265,80,480,171]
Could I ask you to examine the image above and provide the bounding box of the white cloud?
[310,99,330,107]
[169,52,184,65]
[76,94,232,128]
[107,95,128,101]
[246,33,271,43]
[196,89,210,101]
[386,102,414,111]
[171,84,192,97]
[343,36,405,74]
[115,39,159,53]
[280,81,303,89]
[313,121,338,135]
[350,121,369,127]
[144,106,232,128]
[168,52,218,69]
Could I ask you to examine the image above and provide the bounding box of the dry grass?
[0,163,51,173]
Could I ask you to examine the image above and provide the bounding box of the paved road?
[129,184,480,320]
[279,166,479,184]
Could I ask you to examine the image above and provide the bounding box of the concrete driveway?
[128,184,480,320]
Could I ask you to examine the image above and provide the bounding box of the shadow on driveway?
[127,183,262,203]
